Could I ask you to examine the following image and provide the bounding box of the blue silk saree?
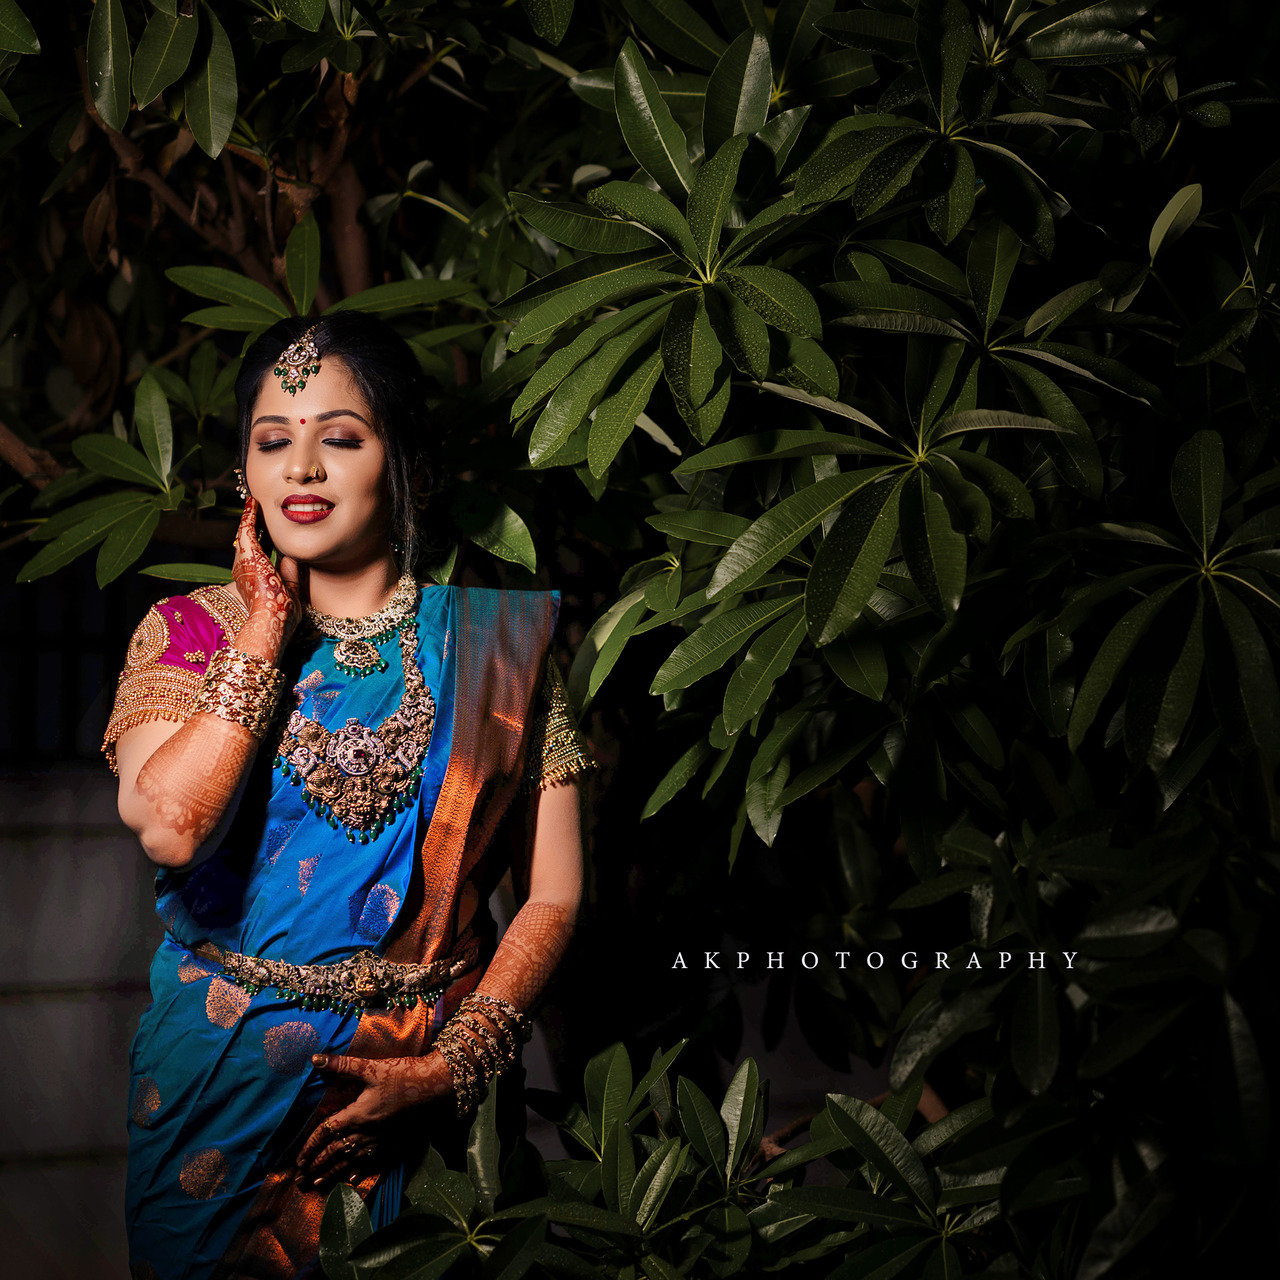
[106,585,558,1280]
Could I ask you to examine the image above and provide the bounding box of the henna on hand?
[134,713,257,849]
[297,1051,454,1187]
[232,497,304,659]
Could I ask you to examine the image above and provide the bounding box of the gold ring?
[343,1136,357,1154]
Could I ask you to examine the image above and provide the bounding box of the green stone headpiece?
[274,325,321,396]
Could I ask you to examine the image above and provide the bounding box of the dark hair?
[235,311,434,569]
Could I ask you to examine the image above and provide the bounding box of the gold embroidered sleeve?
[522,654,594,790]
[102,606,203,775]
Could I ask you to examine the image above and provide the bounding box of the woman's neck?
[304,552,405,619]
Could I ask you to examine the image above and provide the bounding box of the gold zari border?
[522,655,594,791]
[102,665,204,775]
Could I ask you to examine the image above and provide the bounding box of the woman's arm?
[298,777,585,1186]
[115,500,301,869]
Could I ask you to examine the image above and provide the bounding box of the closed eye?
[256,440,289,452]
[324,438,363,448]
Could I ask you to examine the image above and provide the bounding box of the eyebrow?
[250,409,372,429]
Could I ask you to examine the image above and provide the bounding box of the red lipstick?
[281,495,334,524]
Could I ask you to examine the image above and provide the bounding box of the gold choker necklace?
[304,572,419,677]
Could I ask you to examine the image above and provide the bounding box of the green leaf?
[509,266,685,352]
[723,606,807,734]
[181,305,279,333]
[1217,585,1280,761]
[530,311,667,465]
[133,9,198,106]
[280,0,325,31]
[722,266,822,338]
[852,136,933,218]
[803,48,878,98]
[570,66,709,117]
[166,265,289,317]
[688,135,750,268]
[633,1139,686,1228]
[72,434,166,490]
[1067,580,1183,749]
[825,279,968,338]
[890,982,1009,1091]
[88,0,131,132]
[482,1214,546,1280]
[1148,183,1202,261]
[467,1083,502,1216]
[661,289,730,443]
[586,1044,634,1146]
[795,123,919,207]
[512,194,660,254]
[773,0,838,82]
[325,278,476,316]
[769,1187,922,1229]
[911,1097,993,1158]
[678,429,900,473]
[1010,968,1059,1095]
[865,240,968,296]
[17,499,155,582]
[286,212,321,316]
[819,10,916,59]
[705,286,770,382]
[642,737,714,818]
[651,593,801,694]
[709,468,894,599]
[1024,278,1104,338]
[966,217,1020,337]
[454,485,537,572]
[825,1094,936,1214]
[703,29,771,158]
[514,298,671,417]
[588,348,665,476]
[96,503,161,587]
[648,510,752,545]
[614,39,696,197]
[183,2,236,158]
[621,0,728,71]
[520,0,574,45]
[826,630,888,700]
[916,0,972,124]
[677,1076,728,1181]
[935,447,1034,518]
[589,181,700,263]
[570,588,647,709]
[491,1197,642,1236]
[900,470,966,616]
[929,407,1065,442]
[134,374,173,488]
[0,0,39,54]
[601,1117,637,1218]
[1170,429,1223,551]
[805,474,907,644]
[924,141,977,245]
[774,333,839,399]
[720,1057,760,1178]
[998,357,1103,497]
[139,562,234,584]
[1125,593,1204,766]
[318,1184,372,1280]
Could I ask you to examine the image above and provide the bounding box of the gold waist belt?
[194,935,481,1015]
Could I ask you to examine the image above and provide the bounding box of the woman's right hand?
[232,497,304,660]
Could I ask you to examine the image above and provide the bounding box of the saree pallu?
[114,586,557,1280]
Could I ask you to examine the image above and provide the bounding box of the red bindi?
[299,418,306,424]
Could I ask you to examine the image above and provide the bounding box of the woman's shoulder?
[126,584,246,668]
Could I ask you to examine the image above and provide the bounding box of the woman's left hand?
[296,1051,453,1188]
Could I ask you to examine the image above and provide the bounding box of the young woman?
[104,312,591,1280]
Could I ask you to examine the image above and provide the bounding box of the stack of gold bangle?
[191,647,285,739]
[433,992,533,1116]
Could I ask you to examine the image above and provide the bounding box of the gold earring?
[234,467,249,500]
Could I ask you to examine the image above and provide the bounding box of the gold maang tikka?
[274,325,321,395]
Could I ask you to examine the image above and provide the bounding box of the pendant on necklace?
[333,638,389,678]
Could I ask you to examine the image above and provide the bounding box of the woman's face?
[244,355,391,569]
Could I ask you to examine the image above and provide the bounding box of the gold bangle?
[191,647,285,739]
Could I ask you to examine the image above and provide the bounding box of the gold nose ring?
[308,464,321,480]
